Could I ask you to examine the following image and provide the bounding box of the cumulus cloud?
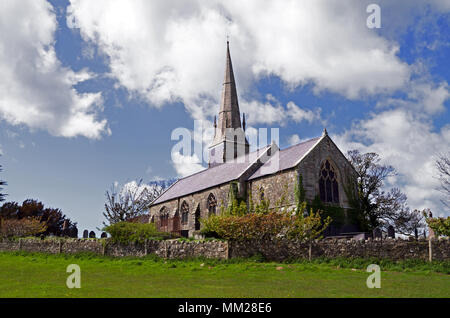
[334,108,450,215]
[171,151,204,178]
[66,0,414,120]
[64,0,449,212]
[287,134,301,146]
[0,0,109,139]
[241,96,322,126]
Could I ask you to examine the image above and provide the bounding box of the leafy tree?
[0,217,47,238]
[0,199,77,237]
[102,179,171,226]
[424,210,450,237]
[346,150,425,235]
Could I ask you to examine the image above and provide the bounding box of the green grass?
[0,251,449,298]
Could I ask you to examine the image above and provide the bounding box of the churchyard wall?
[0,237,448,261]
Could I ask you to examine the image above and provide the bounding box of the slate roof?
[152,145,271,205]
[151,136,323,205]
[248,136,322,180]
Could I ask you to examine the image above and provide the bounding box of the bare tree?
[436,152,450,208]
[346,150,425,235]
[102,179,167,227]
[0,161,6,203]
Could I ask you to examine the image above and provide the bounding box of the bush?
[201,209,330,242]
[426,216,450,237]
[0,217,47,238]
[104,222,171,244]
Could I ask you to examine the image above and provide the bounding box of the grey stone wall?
[229,237,450,261]
[0,238,228,260]
[0,237,448,261]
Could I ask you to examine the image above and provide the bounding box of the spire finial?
[323,128,328,136]
[243,113,246,131]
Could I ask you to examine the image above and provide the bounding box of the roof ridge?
[279,136,321,152]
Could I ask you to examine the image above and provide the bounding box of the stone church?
[149,42,358,238]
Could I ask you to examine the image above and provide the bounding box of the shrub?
[201,209,330,242]
[104,222,171,244]
[426,216,450,237]
[0,217,47,238]
[201,178,331,242]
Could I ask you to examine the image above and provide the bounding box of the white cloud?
[66,0,415,121]
[120,180,162,198]
[286,102,322,124]
[0,0,109,139]
[334,109,450,215]
[288,134,301,146]
[241,96,322,126]
[171,151,204,178]
[377,80,450,115]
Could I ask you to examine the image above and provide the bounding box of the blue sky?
[0,0,449,234]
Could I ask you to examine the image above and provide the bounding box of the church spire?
[209,41,249,167]
[217,41,242,133]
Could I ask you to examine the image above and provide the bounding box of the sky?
[0,0,449,235]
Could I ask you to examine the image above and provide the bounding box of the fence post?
[308,240,312,261]
[428,238,433,262]
[18,238,22,251]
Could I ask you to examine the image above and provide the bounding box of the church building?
[149,42,358,238]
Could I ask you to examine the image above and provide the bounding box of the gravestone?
[101,232,107,238]
[83,230,89,239]
[373,227,382,239]
[387,225,395,238]
[89,231,96,239]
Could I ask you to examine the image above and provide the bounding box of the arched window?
[159,207,168,227]
[319,160,339,203]
[207,193,217,216]
[259,187,265,201]
[181,201,189,224]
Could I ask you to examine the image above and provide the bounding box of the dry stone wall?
[229,237,450,261]
[0,237,448,261]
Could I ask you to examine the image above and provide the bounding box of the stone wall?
[1,237,448,261]
[229,237,450,261]
[0,238,228,260]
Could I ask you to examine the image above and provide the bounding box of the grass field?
[0,251,449,298]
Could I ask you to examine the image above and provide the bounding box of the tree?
[0,199,77,237]
[0,161,6,203]
[346,150,425,235]
[436,152,450,208]
[102,179,171,227]
[0,217,47,238]
[424,212,450,237]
